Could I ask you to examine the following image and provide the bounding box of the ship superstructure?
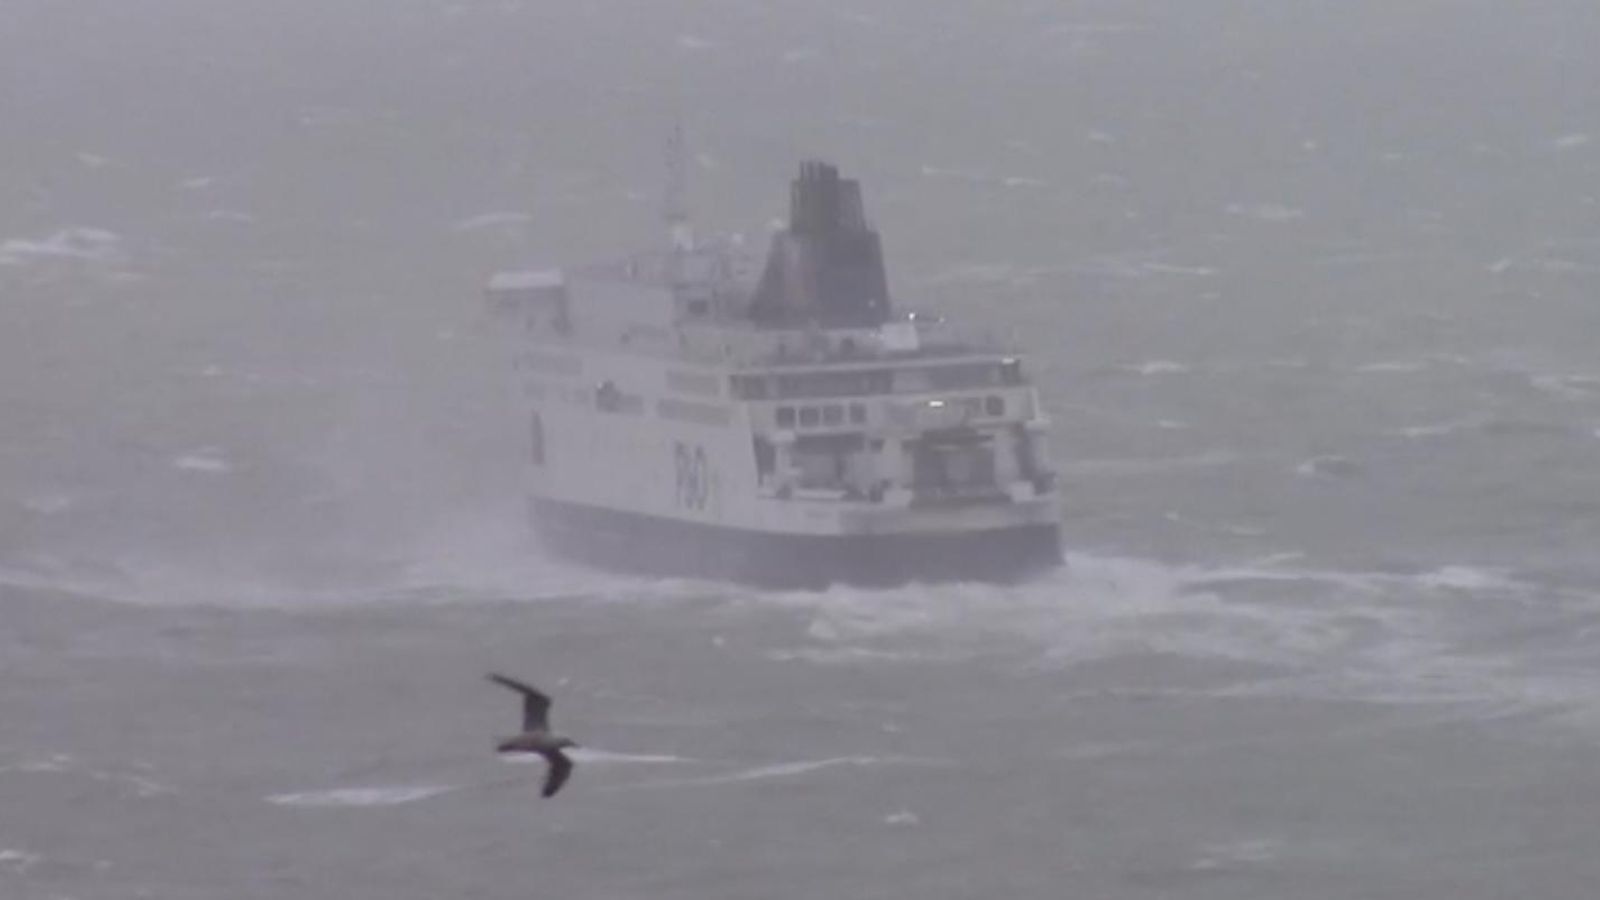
[486,162,1060,588]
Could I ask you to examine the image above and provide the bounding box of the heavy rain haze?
[5,1,1600,897]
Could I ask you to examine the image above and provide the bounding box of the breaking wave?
[614,755,945,790]
[268,785,454,807]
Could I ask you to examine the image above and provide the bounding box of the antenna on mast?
[664,120,695,255]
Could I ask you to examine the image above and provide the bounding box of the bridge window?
[667,369,723,397]
[849,403,867,424]
[822,405,843,426]
[731,375,769,400]
[799,407,820,428]
[984,395,1005,417]
[776,406,796,428]
[775,369,890,399]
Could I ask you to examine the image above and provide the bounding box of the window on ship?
[791,433,868,493]
[909,431,997,495]
[753,436,776,481]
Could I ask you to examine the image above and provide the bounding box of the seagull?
[487,673,579,797]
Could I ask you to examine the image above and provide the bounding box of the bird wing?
[541,749,574,798]
[487,672,552,731]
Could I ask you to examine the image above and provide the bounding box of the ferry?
[485,161,1061,589]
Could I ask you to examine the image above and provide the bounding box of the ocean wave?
[449,211,532,233]
[1121,359,1190,376]
[1224,202,1304,222]
[614,755,944,790]
[0,753,172,798]
[1355,360,1430,374]
[267,785,454,807]
[0,848,42,874]
[1528,373,1600,400]
[0,227,125,266]
[566,748,697,766]
[1391,416,1485,439]
[1057,450,1239,478]
[754,551,1598,726]
[1295,455,1362,478]
[172,449,233,474]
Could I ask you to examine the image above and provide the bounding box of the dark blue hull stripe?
[528,497,1063,589]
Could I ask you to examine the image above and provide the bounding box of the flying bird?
[487,672,579,797]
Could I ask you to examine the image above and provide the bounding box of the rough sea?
[5,2,1600,897]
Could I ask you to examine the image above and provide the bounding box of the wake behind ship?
[485,161,1061,589]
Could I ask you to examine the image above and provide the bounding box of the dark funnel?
[750,161,892,327]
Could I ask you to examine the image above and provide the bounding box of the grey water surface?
[5,2,1600,898]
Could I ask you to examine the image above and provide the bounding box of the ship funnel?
[750,161,891,327]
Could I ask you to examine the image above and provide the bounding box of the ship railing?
[674,317,1016,368]
[907,484,1013,506]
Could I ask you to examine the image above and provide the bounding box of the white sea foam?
[618,756,939,790]
[758,549,1585,726]
[1314,250,1418,268]
[268,785,454,807]
[172,451,232,474]
[449,211,531,232]
[1295,455,1361,478]
[1356,360,1429,374]
[1523,257,1600,274]
[675,34,716,51]
[1416,566,1515,592]
[1057,450,1238,478]
[1225,202,1304,222]
[0,848,41,873]
[1393,415,1485,439]
[0,754,172,797]
[1141,262,1218,277]
[1529,373,1600,400]
[1125,359,1189,375]
[568,748,696,765]
[1190,838,1283,870]
[20,493,75,515]
[918,166,1049,192]
[0,227,124,265]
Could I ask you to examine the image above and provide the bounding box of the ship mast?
[663,121,695,261]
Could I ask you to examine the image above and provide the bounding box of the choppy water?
[6,1,1600,897]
